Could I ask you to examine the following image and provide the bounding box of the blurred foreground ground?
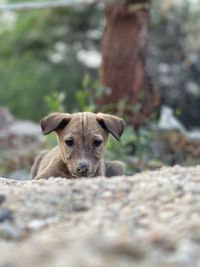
[1,165,200,267]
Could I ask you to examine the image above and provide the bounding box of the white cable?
[0,0,99,11]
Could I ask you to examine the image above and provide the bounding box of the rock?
[0,120,42,149]
[27,217,58,231]
[0,107,42,150]
[0,194,6,205]
[0,166,200,266]
[0,222,23,240]
[0,208,13,222]
[0,107,14,128]
[158,106,186,133]
[0,108,44,178]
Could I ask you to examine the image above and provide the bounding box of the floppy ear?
[40,113,71,135]
[96,113,125,141]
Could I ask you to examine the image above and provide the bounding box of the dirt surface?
[1,165,200,267]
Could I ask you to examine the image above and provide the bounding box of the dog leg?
[105,160,125,177]
[30,151,47,179]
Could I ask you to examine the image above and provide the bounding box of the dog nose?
[76,162,89,175]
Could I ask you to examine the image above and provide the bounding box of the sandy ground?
[1,165,200,267]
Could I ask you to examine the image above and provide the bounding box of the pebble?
[72,203,90,212]
[0,194,6,205]
[0,166,200,267]
[27,217,58,231]
[0,208,13,222]
[0,222,21,240]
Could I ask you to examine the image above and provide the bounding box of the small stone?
[97,237,146,260]
[0,208,13,222]
[27,217,58,231]
[0,194,6,205]
[72,202,90,212]
[0,222,21,240]
[150,232,176,252]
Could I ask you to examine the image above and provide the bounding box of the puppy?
[31,112,125,179]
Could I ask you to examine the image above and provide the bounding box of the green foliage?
[106,125,153,162]
[151,0,200,52]
[0,3,103,121]
[1,0,200,177]
[75,73,107,112]
[45,91,66,113]
[106,126,136,161]
[75,74,95,112]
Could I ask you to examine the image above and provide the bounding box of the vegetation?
[1,0,200,176]
[1,0,200,122]
[0,3,103,120]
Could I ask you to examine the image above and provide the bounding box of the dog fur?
[31,112,125,179]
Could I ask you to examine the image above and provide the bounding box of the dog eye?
[93,139,102,148]
[65,139,75,147]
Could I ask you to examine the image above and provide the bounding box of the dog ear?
[40,113,71,135]
[96,113,125,141]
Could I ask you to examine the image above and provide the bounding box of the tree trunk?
[97,2,159,126]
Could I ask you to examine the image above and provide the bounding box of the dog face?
[41,112,124,178]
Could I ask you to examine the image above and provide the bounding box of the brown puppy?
[31,112,125,179]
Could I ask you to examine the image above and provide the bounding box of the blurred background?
[0,0,200,179]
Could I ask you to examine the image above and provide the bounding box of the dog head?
[41,112,124,178]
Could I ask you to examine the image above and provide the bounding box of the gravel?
[0,208,13,222]
[1,165,200,267]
